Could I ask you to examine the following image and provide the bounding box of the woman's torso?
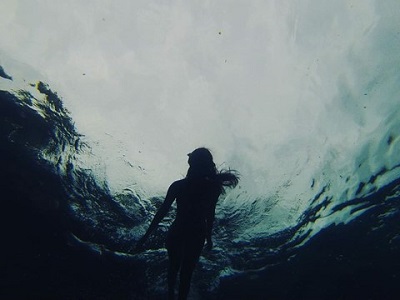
[171,178,220,234]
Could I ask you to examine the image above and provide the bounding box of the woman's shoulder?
[165,179,186,198]
[173,178,187,185]
[170,178,187,190]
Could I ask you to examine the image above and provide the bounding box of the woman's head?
[186,147,240,192]
[186,147,216,179]
[187,147,214,167]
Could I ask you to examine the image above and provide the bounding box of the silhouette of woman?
[136,147,239,300]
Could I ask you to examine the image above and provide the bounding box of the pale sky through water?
[0,0,397,199]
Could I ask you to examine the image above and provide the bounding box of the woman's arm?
[136,182,178,250]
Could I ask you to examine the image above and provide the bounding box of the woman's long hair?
[186,147,239,194]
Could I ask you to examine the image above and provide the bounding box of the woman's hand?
[204,238,213,251]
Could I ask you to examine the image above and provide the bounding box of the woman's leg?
[178,237,205,300]
[168,249,181,300]
[167,229,183,300]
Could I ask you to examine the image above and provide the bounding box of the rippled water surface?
[1,1,400,299]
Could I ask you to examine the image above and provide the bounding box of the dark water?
[1,68,400,299]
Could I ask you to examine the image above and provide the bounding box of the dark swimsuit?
[166,178,219,256]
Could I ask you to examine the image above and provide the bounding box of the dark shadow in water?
[219,186,400,300]
[0,90,146,299]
